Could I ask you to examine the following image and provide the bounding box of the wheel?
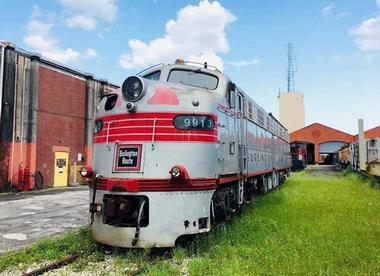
[273,172,279,187]
[262,176,268,194]
[267,175,273,190]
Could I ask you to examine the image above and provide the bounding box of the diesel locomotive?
[81,60,291,248]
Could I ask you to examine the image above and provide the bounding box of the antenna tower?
[286,43,296,92]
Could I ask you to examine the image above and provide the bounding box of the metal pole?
[358,119,366,171]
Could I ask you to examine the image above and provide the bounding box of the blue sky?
[1,0,379,134]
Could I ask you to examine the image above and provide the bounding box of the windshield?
[143,71,161,81]
[167,69,218,90]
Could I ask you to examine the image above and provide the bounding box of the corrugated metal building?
[0,41,118,192]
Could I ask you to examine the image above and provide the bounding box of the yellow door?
[54,152,69,187]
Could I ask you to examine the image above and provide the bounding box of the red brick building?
[290,123,380,164]
[0,42,118,192]
[353,125,380,141]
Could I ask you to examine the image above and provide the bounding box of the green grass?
[1,170,379,275]
[0,228,102,272]
[188,170,380,275]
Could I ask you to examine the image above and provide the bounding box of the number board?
[113,144,142,172]
[173,115,215,130]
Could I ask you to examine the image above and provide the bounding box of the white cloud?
[188,53,224,70]
[350,16,380,51]
[23,19,97,63]
[322,2,335,15]
[60,0,117,30]
[31,4,42,18]
[59,0,117,21]
[83,48,98,59]
[229,58,261,68]
[336,11,351,19]
[66,14,97,31]
[321,2,350,19]
[119,0,236,71]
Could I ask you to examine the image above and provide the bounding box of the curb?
[0,186,88,202]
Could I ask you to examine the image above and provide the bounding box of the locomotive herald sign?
[114,144,142,171]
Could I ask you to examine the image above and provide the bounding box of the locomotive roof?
[137,62,229,82]
[133,62,289,141]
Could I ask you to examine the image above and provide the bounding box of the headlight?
[122,76,145,102]
[170,165,187,179]
[170,166,182,178]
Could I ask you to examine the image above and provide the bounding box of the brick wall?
[353,125,380,141]
[290,123,354,163]
[36,66,86,186]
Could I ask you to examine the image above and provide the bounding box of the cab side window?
[226,82,236,109]
[236,88,244,115]
[143,71,161,81]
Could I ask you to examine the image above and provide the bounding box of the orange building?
[290,123,380,164]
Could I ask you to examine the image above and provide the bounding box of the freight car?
[349,137,380,177]
[338,145,351,169]
[80,60,291,248]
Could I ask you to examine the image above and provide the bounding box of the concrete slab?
[0,190,89,254]
[0,186,88,202]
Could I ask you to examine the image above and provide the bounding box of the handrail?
[183,60,221,72]
[106,120,113,151]
[136,63,164,76]
[151,118,157,150]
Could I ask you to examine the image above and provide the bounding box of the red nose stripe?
[95,126,217,137]
[94,112,218,144]
[147,86,179,105]
[91,177,217,192]
[94,134,217,144]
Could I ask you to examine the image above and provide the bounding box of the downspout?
[20,60,26,166]
[30,54,40,175]
[85,75,94,165]
[0,43,5,126]
[9,52,18,186]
